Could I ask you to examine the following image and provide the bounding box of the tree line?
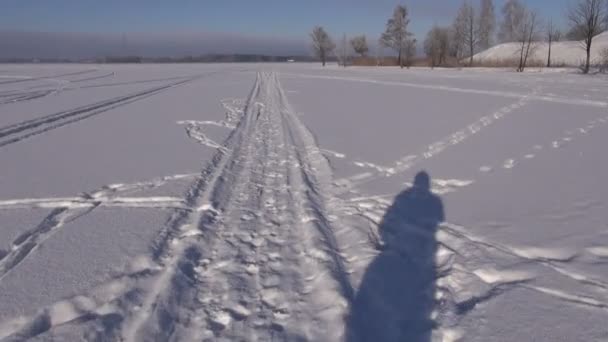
[311,0,608,73]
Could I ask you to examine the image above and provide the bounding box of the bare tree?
[479,0,496,49]
[599,47,608,72]
[498,0,526,42]
[350,35,369,57]
[438,28,450,65]
[565,23,587,40]
[425,27,441,68]
[310,26,335,67]
[376,38,385,66]
[516,9,539,72]
[338,33,350,67]
[380,5,413,68]
[459,1,479,66]
[546,18,561,67]
[568,0,608,74]
[425,26,450,67]
[404,39,417,68]
[451,6,468,61]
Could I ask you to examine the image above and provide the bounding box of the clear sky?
[0,0,573,57]
[0,0,572,37]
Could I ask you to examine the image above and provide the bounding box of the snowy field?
[1,63,608,341]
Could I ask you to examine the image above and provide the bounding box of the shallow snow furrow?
[0,196,186,210]
[70,71,116,83]
[0,90,56,105]
[284,72,608,108]
[116,73,265,342]
[0,173,196,289]
[345,190,608,332]
[278,80,355,303]
[441,222,608,311]
[0,75,203,148]
[0,69,97,85]
[0,207,93,281]
[191,82,295,340]
[104,72,355,341]
[335,86,540,192]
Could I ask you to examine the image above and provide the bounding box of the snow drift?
[473,31,608,66]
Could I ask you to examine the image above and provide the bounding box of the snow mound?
[473,31,608,66]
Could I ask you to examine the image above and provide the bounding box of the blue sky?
[0,0,573,57]
[0,0,571,38]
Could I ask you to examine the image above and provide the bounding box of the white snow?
[1,63,608,341]
[473,31,608,66]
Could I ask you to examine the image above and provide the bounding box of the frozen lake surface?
[1,63,607,341]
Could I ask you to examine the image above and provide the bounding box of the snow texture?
[1,63,608,341]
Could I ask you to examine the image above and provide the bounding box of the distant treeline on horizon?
[0,54,320,64]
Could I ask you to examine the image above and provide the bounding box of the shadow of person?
[347,171,445,342]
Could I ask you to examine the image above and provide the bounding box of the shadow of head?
[414,170,431,190]
[347,171,445,342]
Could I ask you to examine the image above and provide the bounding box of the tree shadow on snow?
[347,171,444,342]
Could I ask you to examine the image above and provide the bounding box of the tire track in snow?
[0,69,97,85]
[108,72,355,341]
[284,72,608,108]
[0,89,58,105]
[0,207,96,282]
[0,173,197,283]
[0,75,206,148]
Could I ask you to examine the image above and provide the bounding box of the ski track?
[0,173,198,284]
[0,69,98,86]
[3,71,361,342]
[332,84,542,192]
[344,196,608,324]
[0,74,209,148]
[284,72,608,108]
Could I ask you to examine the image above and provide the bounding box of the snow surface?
[473,31,608,66]
[1,63,608,341]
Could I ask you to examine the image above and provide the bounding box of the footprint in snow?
[503,159,516,169]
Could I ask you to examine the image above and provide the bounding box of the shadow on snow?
[347,171,445,342]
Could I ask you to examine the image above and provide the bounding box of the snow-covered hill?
[473,31,608,66]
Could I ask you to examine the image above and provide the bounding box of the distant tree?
[451,6,468,61]
[567,0,608,73]
[424,26,450,67]
[546,18,562,67]
[437,28,450,65]
[516,9,539,72]
[565,23,587,40]
[310,26,335,67]
[338,33,350,67]
[380,5,413,68]
[425,28,440,68]
[498,0,526,42]
[376,38,385,66]
[404,38,417,68]
[350,35,369,57]
[479,0,496,49]
[459,1,480,66]
[599,47,608,72]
